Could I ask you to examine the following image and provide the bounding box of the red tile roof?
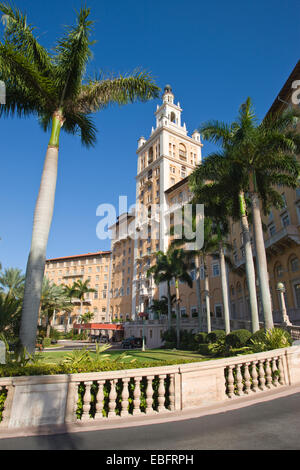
[46,251,111,262]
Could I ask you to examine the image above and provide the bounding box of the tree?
[68,279,96,324]
[147,251,174,331]
[148,295,176,319]
[79,311,94,324]
[40,278,72,337]
[0,4,160,353]
[189,178,233,334]
[197,98,300,331]
[0,292,22,339]
[0,267,25,298]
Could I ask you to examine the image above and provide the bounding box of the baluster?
[272,358,279,387]
[235,364,243,396]
[157,375,167,412]
[145,376,155,414]
[244,363,251,394]
[278,357,285,385]
[251,362,259,392]
[74,381,81,418]
[95,380,105,419]
[227,366,235,398]
[132,377,142,415]
[169,374,175,411]
[265,359,273,389]
[258,360,266,390]
[108,379,118,418]
[121,378,130,416]
[82,381,92,420]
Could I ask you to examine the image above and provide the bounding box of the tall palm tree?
[0,4,160,353]
[197,98,300,331]
[0,267,25,298]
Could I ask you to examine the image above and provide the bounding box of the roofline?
[265,60,300,118]
[46,251,111,262]
[165,176,189,194]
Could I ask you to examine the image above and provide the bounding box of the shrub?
[194,332,207,344]
[225,329,252,348]
[249,327,292,353]
[248,328,266,345]
[207,330,226,344]
[42,338,52,348]
[197,344,211,356]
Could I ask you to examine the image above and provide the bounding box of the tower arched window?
[170,111,176,123]
[179,143,187,161]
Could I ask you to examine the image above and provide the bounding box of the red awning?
[73,323,124,330]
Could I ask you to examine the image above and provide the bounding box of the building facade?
[45,62,300,335]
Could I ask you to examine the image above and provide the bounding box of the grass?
[39,348,207,365]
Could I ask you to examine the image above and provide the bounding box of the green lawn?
[39,348,206,365]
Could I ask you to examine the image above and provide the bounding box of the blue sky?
[1,0,299,272]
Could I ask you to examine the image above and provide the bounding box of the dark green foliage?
[248,328,266,344]
[179,330,198,351]
[0,358,203,378]
[207,330,226,344]
[225,329,252,348]
[197,344,211,356]
[0,386,8,422]
[194,332,208,344]
[42,337,51,347]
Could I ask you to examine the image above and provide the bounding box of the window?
[212,263,220,277]
[180,166,186,178]
[281,193,287,208]
[276,264,284,278]
[179,144,187,161]
[281,212,290,227]
[269,224,276,237]
[291,257,299,272]
[191,307,198,317]
[215,305,223,318]
[180,308,187,317]
[294,284,300,308]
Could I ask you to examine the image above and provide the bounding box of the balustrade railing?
[224,351,286,398]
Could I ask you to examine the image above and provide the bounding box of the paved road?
[1,392,300,450]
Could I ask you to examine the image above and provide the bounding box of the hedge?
[225,329,252,348]
[207,330,226,344]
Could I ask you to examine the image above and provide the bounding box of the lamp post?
[276,282,292,327]
[139,312,147,351]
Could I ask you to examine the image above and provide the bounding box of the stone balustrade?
[0,345,300,430]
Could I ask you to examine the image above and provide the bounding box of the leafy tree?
[0,4,160,353]
[0,292,22,339]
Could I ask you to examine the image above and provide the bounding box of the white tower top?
[154,85,187,135]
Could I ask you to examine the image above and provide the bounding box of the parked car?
[121,336,142,349]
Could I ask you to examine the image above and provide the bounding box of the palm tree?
[79,311,94,325]
[40,278,72,337]
[69,279,96,324]
[0,292,22,339]
[147,251,174,330]
[197,98,300,331]
[0,267,25,298]
[0,4,160,353]
[149,295,176,319]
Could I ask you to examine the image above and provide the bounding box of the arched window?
[148,147,153,164]
[179,143,187,161]
[290,257,299,273]
[275,264,284,278]
[170,111,176,123]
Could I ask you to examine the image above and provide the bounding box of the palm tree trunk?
[167,281,172,330]
[204,257,211,333]
[175,279,180,348]
[250,191,274,330]
[219,242,230,334]
[20,110,63,354]
[194,253,202,331]
[239,191,260,333]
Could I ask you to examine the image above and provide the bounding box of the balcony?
[265,224,300,255]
